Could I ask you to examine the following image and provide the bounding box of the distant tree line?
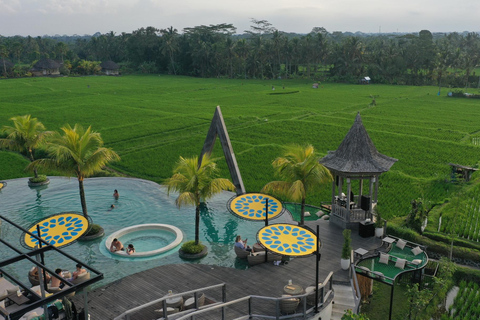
[1,20,479,87]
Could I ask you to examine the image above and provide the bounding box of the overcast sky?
[1,0,479,37]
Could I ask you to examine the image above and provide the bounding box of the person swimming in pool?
[113,189,119,199]
[126,244,135,255]
[110,238,124,252]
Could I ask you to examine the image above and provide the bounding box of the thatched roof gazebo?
[100,61,120,75]
[31,59,60,76]
[320,112,397,229]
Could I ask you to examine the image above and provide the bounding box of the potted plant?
[374,207,384,238]
[341,229,352,270]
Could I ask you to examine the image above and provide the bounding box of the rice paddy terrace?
[1,75,480,219]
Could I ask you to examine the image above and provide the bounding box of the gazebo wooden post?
[369,177,374,219]
[346,178,352,208]
[331,177,336,205]
[338,177,343,198]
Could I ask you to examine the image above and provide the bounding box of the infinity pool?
[0,177,291,288]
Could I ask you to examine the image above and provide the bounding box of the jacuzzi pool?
[106,224,183,257]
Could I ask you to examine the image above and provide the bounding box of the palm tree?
[0,115,53,179]
[165,154,235,245]
[261,144,332,226]
[29,124,120,218]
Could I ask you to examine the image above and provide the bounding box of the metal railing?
[171,272,334,320]
[113,283,226,320]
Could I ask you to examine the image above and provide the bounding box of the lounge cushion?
[396,239,407,250]
[26,312,40,320]
[412,259,422,265]
[379,253,389,264]
[411,246,423,256]
[7,286,19,295]
[395,258,406,270]
[357,266,370,273]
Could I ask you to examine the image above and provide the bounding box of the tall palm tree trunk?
[28,149,39,178]
[195,205,200,245]
[78,178,89,218]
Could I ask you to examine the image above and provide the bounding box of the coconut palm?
[261,144,332,226]
[165,154,235,245]
[29,124,120,218]
[0,115,53,179]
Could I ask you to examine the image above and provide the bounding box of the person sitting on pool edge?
[235,235,253,252]
[30,266,51,283]
[51,269,65,288]
[72,264,87,280]
[110,238,124,252]
[126,244,135,255]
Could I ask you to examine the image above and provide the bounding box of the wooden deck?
[72,220,381,319]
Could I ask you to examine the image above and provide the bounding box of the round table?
[253,243,266,252]
[166,295,183,308]
[283,284,304,296]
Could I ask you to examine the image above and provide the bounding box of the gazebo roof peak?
[320,112,397,174]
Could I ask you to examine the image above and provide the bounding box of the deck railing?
[113,283,226,320]
[115,273,335,320]
[173,272,334,320]
[331,204,366,222]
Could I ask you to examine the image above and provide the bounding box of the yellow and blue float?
[24,212,89,248]
[228,193,284,221]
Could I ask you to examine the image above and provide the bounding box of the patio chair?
[72,272,90,285]
[305,283,323,306]
[247,251,283,266]
[280,295,300,314]
[0,277,19,301]
[154,307,179,318]
[183,293,205,310]
[234,246,249,259]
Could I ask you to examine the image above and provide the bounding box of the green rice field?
[1,75,480,218]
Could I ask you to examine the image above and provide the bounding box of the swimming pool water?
[0,177,291,288]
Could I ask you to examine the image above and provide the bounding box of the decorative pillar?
[346,178,352,209]
[331,175,336,205]
[369,177,374,215]
[374,175,379,203]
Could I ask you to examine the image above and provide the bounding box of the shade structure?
[228,193,285,221]
[257,223,317,257]
[23,212,89,248]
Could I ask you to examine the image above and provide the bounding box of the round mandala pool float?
[229,193,284,221]
[24,213,89,248]
[257,223,317,256]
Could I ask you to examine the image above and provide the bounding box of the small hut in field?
[100,61,120,75]
[0,59,14,76]
[31,59,60,76]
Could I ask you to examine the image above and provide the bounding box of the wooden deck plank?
[72,220,381,319]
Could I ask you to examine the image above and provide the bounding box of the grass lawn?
[1,75,480,218]
[360,280,410,320]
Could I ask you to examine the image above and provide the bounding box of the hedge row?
[386,224,480,262]
[453,266,480,284]
[423,231,480,252]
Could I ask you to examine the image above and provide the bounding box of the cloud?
[0,0,21,14]
[38,0,140,15]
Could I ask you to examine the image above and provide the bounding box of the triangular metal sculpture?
[199,106,246,195]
